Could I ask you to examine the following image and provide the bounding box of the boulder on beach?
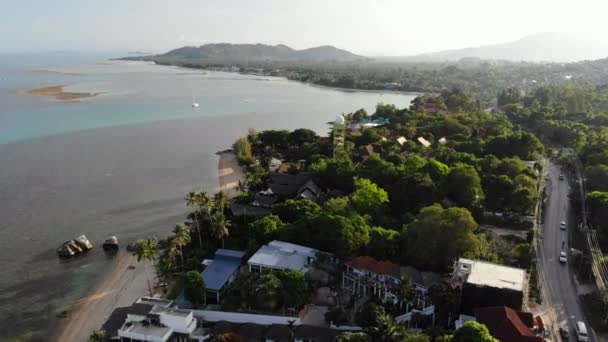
[103,236,119,251]
[74,234,93,251]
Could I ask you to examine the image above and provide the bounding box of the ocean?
[0,52,416,341]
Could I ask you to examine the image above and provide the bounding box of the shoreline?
[49,252,154,342]
[121,59,423,96]
[25,85,103,101]
[217,149,245,198]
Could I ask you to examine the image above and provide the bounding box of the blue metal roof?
[202,249,245,291]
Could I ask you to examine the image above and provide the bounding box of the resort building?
[453,258,528,314]
[201,249,245,305]
[342,256,438,308]
[247,240,318,273]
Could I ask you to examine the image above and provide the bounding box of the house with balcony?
[342,256,438,310]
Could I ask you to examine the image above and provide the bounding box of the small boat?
[192,95,199,108]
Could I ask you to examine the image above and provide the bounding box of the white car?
[560,221,567,230]
[559,252,567,263]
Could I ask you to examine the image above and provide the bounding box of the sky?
[2,0,608,56]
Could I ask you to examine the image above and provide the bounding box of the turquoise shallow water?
[0,53,416,341]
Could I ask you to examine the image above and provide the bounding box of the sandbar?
[26,85,102,101]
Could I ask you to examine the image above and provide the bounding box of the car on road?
[576,321,588,341]
[561,221,567,230]
[560,326,570,340]
[560,251,567,263]
[559,174,565,180]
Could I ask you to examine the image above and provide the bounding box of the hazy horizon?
[3,0,608,56]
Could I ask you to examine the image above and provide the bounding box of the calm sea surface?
[0,53,416,341]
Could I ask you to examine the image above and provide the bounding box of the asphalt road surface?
[541,160,596,341]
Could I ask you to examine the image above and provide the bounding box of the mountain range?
[399,33,608,63]
[150,43,364,63]
[128,33,608,66]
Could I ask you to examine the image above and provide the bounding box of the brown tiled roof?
[475,306,544,342]
[347,256,399,275]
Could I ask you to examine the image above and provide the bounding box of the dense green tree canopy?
[404,205,484,271]
[452,321,498,342]
[184,270,206,308]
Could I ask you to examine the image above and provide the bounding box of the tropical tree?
[185,191,203,250]
[172,224,191,273]
[196,191,213,221]
[452,321,498,342]
[87,329,107,342]
[335,332,369,342]
[367,310,402,342]
[211,212,231,248]
[184,270,206,308]
[214,191,230,214]
[132,239,159,295]
[399,274,417,311]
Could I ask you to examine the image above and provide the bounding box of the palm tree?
[172,224,191,273]
[132,239,158,295]
[368,311,401,342]
[213,191,230,214]
[399,275,417,311]
[196,191,213,221]
[211,212,231,248]
[185,191,203,250]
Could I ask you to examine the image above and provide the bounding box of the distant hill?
[145,43,364,64]
[401,33,608,63]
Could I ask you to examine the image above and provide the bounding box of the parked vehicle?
[576,321,588,341]
[560,251,567,263]
[560,221,567,230]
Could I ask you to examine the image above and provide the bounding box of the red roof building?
[474,307,545,342]
[347,256,399,275]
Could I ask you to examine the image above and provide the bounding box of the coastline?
[217,149,245,198]
[49,252,154,342]
[127,59,423,96]
[25,85,103,101]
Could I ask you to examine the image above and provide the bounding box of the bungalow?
[248,240,318,274]
[297,179,322,201]
[396,136,408,146]
[438,137,448,145]
[417,137,432,148]
[268,172,313,197]
[421,103,437,114]
[201,249,245,304]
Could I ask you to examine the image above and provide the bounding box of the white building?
[247,240,318,273]
[117,305,201,342]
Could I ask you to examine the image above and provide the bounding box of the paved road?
[541,160,596,341]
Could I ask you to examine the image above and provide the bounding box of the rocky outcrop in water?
[57,234,93,258]
[102,236,119,251]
